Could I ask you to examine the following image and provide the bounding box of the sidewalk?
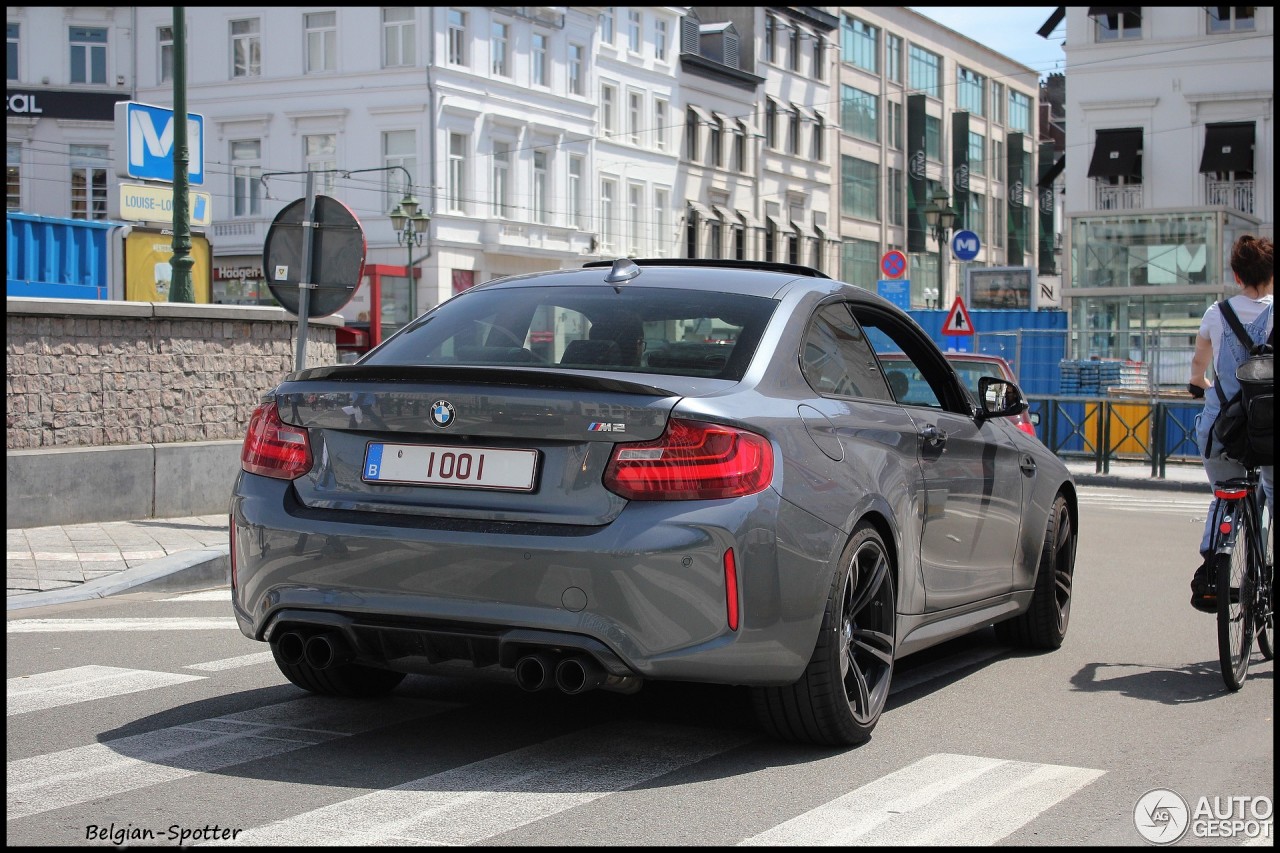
[4,461,1210,612]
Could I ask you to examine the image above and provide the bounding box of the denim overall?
[1195,301,1274,557]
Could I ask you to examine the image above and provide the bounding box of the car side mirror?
[976,376,1028,421]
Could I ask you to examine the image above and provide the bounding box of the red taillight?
[724,548,740,631]
[1215,487,1249,500]
[603,418,773,500]
[1017,420,1037,436]
[241,402,313,480]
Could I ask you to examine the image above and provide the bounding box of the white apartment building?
[833,8,1041,309]
[1062,6,1273,360]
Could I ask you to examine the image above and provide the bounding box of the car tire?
[271,642,406,698]
[751,524,896,746]
[995,493,1075,650]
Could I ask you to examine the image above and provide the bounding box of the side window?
[854,308,967,413]
[801,304,893,401]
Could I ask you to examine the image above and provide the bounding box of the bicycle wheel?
[1217,538,1254,691]
[1257,506,1273,661]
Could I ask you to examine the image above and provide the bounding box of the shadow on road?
[1070,659,1273,705]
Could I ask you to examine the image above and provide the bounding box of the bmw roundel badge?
[430,399,456,428]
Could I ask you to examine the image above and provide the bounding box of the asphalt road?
[6,486,1273,846]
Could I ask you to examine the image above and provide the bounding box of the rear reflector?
[1214,487,1249,500]
[603,418,773,500]
[724,548,739,631]
[241,402,313,480]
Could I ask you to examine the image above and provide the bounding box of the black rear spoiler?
[282,363,678,397]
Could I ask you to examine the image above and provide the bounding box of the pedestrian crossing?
[1077,489,1208,516]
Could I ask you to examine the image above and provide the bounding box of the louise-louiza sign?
[113,101,204,185]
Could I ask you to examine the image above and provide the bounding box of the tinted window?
[855,309,970,413]
[364,284,777,381]
[801,304,893,401]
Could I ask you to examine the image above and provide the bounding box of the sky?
[910,7,1066,80]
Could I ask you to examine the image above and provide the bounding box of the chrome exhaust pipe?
[554,655,608,695]
[275,631,306,666]
[303,632,352,670]
[513,653,555,692]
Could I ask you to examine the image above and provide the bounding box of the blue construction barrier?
[6,212,120,300]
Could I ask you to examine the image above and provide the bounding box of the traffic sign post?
[941,296,975,337]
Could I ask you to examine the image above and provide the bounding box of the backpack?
[1209,300,1274,467]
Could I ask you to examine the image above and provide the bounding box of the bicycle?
[1208,468,1274,690]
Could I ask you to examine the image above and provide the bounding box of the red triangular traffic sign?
[942,296,975,336]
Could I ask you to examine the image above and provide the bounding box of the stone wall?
[6,298,341,450]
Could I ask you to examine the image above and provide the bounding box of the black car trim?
[282,363,679,397]
[582,257,832,279]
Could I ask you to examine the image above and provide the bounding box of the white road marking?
[6,618,239,633]
[6,697,455,821]
[740,752,1104,846]
[185,652,274,672]
[6,666,206,716]
[210,722,752,846]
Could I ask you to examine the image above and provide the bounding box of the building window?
[969,132,986,176]
[990,80,1005,125]
[654,188,669,256]
[533,151,549,224]
[1094,8,1141,41]
[710,118,724,167]
[841,238,879,288]
[787,232,800,265]
[685,108,700,161]
[382,8,414,67]
[811,114,825,162]
[69,144,108,220]
[601,8,614,45]
[654,99,668,151]
[447,9,467,66]
[733,122,747,171]
[69,26,107,84]
[843,17,877,73]
[602,84,617,135]
[383,129,416,211]
[569,43,584,94]
[156,26,174,84]
[628,10,642,53]
[765,99,778,148]
[305,134,337,195]
[1208,6,1255,32]
[788,25,801,72]
[968,193,985,243]
[813,35,826,81]
[1008,90,1031,134]
[925,115,941,161]
[765,218,777,263]
[734,224,747,260]
[231,19,261,78]
[888,167,904,226]
[992,197,1004,248]
[7,143,20,209]
[600,177,616,252]
[305,12,336,73]
[687,208,700,258]
[447,132,467,213]
[888,100,903,150]
[491,20,509,76]
[7,23,18,82]
[491,141,510,217]
[531,33,548,86]
[842,155,879,221]
[628,182,644,254]
[764,15,776,63]
[231,139,261,218]
[709,216,723,260]
[841,85,878,142]
[886,33,902,83]
[629,91,642,145]
[909,45,941,98]
[787,110,800,154]
[569,155,584,228]
[957,67,985,116]
[993,137,1005,183]
[655,19,668,61]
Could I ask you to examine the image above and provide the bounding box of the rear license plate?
[362,443,538,491]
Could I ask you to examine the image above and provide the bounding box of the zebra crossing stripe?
[7,666,206,717]
[6,697,454,821]
[208,722,752,846]
[185,652,275,672]
[740,753,1104,846]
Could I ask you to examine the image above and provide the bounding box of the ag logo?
[1134,788,1190,845]
[430,400,456,429]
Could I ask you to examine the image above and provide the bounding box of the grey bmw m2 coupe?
[230,259,1077,746]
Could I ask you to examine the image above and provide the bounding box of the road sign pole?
[294,171,317,371]
[168,7,194,303]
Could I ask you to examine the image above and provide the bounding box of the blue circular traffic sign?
[881,250,907,278]
[951,230,981,262]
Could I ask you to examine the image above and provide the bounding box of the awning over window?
[1038,155,1065,187]
[765,214,786,233]
[791,219,816,239]
[711,112,730,129]
[711,204,736,222]
[1087,7,1140,18]
[686,104,713,125]
[1037,7,1065,38]
[1199,122,1254,173]
[737,209,760,230]
[687,200,712,219]
[1087,128,1142,178]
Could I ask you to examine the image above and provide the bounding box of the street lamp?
[922,186,956,309]
[389,193,430,322]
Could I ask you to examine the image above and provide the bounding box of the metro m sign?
[114,101,204,185]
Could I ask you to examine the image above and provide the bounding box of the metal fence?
[1025,395,1205,476]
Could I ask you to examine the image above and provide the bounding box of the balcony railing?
[1206,179,1255,215]
[1094,183,1142,211]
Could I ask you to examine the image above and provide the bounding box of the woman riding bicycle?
[1187,234,1274,613]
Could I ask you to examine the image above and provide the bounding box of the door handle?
[1020,454,1037,474]
[921,424,947,447]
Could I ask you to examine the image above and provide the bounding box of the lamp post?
[388,195,430,322]
[922,186,956,309]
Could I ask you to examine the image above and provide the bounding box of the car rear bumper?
[231,473,840,685]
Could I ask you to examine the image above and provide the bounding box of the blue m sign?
[113,101,204,185]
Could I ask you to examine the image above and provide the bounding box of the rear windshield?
[363,285,778,381]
